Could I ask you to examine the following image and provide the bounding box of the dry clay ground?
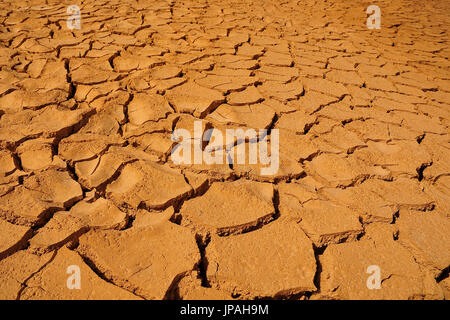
[0,0,449,300]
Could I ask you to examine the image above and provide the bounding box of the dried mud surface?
[0,0,449,300]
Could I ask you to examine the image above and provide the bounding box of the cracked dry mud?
[0,0,449,300]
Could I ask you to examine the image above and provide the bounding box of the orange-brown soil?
[0,0,449,300]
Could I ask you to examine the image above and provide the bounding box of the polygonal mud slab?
[77,222,200,299]
[178,180,275,236]
[206,220,317,298]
